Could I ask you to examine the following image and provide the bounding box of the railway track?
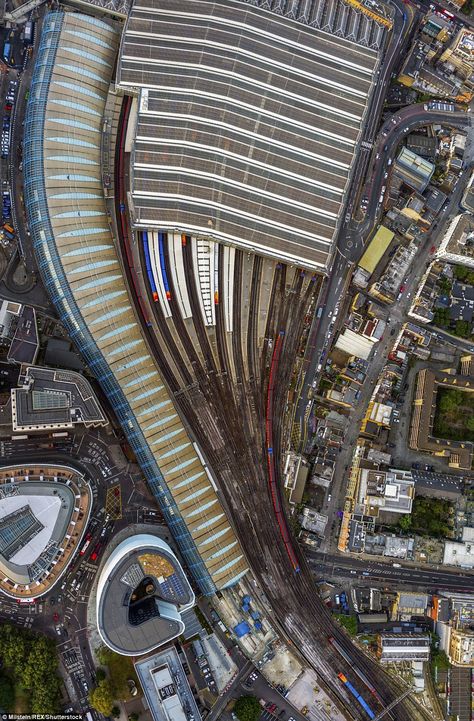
[114,96,432,721]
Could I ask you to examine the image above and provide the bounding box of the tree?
[89,680,115,716]
[467,418,474,432]
[0,675,14,711]
[129,713,140,721]
[234,696,262,721]
[398,514,412,532]
[111,706,121,718]
[0,624,61,714]
[455,320,471,339]
[96,668,106,682]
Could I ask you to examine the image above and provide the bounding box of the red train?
[116,96,151,326]
[266,331,300,573]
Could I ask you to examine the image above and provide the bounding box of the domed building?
[96,534,195,656]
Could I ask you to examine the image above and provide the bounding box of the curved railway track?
[115,96,432,721]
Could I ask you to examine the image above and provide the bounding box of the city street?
[307,550,474,592]
[0,426,161,712]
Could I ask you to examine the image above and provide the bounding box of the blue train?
[338,673,375,719]
[142,231,159,302]
[158,231,171,300]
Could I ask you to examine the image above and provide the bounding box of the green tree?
[234,696,262,721]
[95,646,139,700]
[467,418,474,432]
[455,320,471,339]
[0,624,61,714]
[129,713,140,721]
[439,394,457,413]
[89,680,115,716]
[96,668,106,682]
[0,675,14,711]
[399,514,412,532]
[454,265,469,281]
[111,706,121,718]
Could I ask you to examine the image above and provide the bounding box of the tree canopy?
[95,646,140,700]
[0,624,61,714]
[89,679,114,716]
[0,675,14,711]
[234,696,262,721]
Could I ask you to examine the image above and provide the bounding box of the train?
[158,231,171,300]
[115,96,151,326]
[337,673,375,720]
[329,637,377,695]
[265,331,300,573]
[142,231,159,301]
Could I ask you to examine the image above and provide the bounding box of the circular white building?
[96,534,195,656]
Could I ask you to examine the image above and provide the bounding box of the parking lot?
[412,469,463,494]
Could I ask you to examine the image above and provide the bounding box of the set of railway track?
[114,96,432,721]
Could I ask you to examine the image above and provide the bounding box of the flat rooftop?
[0,467,91,596]
[135,647,202,721]
[118,0,381,271]
[7,306,39,365]
[12,366,107,431]
[97,535,194,656]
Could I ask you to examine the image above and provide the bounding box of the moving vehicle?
[90,543,102,562]
[79,533,92,556]
[3,42,11,63]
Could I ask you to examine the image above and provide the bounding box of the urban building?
[24,10,249,595]
[436,214,474,268]
[353,225,394,287]
[117,0,383,272]
[135,647,202,721]
[7,305,39,365]
[11,366,107,433]
[394,592,429,620]
[461,169,474,213]
[377,634,431,663]
[369,241,418,304]
[352,587,383,613]
[443,540,474,569]
[409,365,474,470]
[96,535,195,656]
[439,28,474,87]
[283,453,309,505]
[0,302,39,365]
[0,464,92,600]
[394,147,435,192]
[0,300,21,340]
[356,468,414,516]
[448,628,474,666]
[335,328,378,360]
[300,508,328,538]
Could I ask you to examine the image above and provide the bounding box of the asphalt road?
[2,11,55,312]
[295,102,471,452]
[307,551,474,592]
[0,428,150,713]
[294,0,424,439]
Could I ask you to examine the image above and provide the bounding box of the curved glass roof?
[24,10,248,594]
